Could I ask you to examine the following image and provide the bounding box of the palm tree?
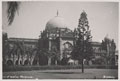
[9,42,17,66]
[54,51,60,65]
[16,41,25,65]
[46,50,55,66]
[24,46,32,65]
[45,47,60,66]
[26,46,33,65]
[8,41,24,66]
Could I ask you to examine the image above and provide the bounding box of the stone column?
[59,37,63,60]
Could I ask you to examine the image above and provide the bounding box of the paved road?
[3,69,118,79]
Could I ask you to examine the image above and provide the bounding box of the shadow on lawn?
[40,72,93,74]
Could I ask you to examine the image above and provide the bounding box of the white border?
[0,0,119,81]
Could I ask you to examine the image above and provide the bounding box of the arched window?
[63,42,73,58]
[7,60,13,66]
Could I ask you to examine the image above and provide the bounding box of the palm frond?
[7,2,20,25]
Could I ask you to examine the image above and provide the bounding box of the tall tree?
[71,11,93,73]
[101,37,116,65]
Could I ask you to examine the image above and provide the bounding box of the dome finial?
[57,10,59,16]
[105,34,109,38]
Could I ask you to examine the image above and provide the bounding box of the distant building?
[3,12,117,66]
[115,51,118,65]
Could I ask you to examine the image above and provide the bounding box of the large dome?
[46,16,68,30]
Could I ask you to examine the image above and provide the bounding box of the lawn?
[3,69,118,79]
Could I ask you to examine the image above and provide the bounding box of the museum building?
[3,12,117,66]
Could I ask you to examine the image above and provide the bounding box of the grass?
[3,65,118,72]
[3,69,118,79]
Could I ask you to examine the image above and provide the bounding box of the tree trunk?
[37,56,39,66]
[55,60,57,65]
[18,54,20,65]
[37,60,39,66]
[21,55,24,65]
[13,53,15,66]
[48,57,51,66]
[81,58,84,73]
[30,58,33,65]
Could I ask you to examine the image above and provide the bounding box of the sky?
[2,1,119,49]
